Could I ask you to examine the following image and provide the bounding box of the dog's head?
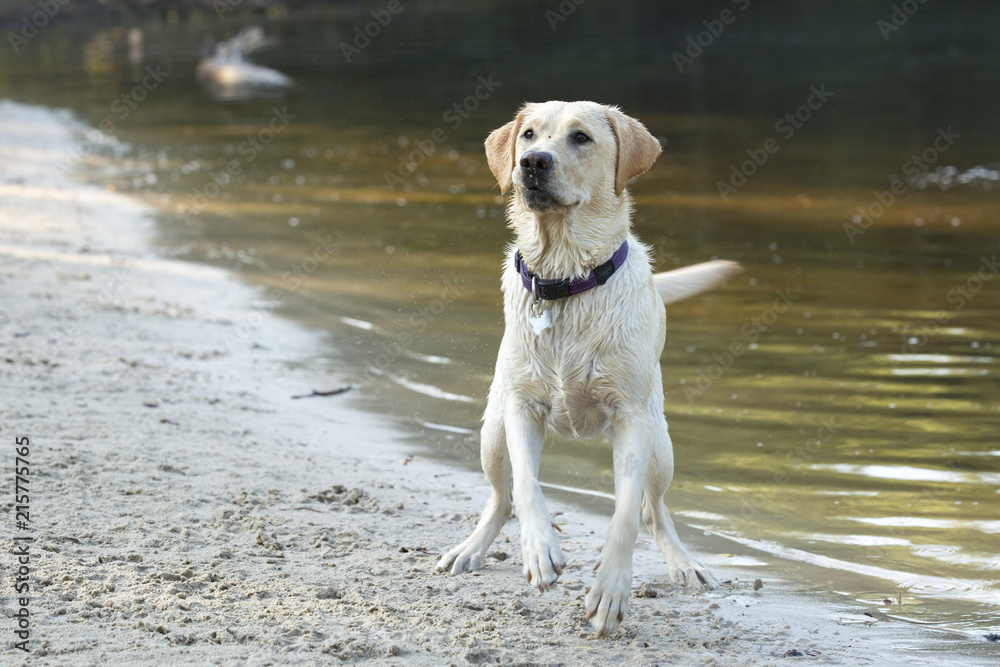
[485,101,662,213]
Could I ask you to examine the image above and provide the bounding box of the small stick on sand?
[291,386,352,399]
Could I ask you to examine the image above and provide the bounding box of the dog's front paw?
[667,553,719,590]
[585,564,632,637]
[436,540,487,575]
[521,526,565,591]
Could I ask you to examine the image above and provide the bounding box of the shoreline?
[1,99,994,665]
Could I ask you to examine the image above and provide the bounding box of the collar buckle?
[514,239,629,302]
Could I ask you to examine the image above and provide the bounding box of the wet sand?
[1,99,994,666]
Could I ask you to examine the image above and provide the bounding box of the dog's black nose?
[519,151,553,172]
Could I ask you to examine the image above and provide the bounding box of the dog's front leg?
[505,400,565,591]
[586,412,653,636]
[436,404,511,575]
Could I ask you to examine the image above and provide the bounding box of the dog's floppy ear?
[484,111,525,195]
[607,107,662,196]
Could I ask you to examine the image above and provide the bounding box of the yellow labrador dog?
[437,101,740,636]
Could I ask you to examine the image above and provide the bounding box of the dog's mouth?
[521,185,574,212]
[523,186,556,211]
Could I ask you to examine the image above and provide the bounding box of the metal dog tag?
[528,275,552,336]
[529,308,552,336]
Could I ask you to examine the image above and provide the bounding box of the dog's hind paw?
[668,556,719,591]
[436,542,486,575]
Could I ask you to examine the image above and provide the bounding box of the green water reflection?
[2,3,998,634]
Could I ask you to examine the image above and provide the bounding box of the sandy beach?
[2,99,995,666]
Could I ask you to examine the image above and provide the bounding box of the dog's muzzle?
[518,150,559,211]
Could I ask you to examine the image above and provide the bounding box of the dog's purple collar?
[514,240,629,301]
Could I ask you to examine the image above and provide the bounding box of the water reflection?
[810,463,988,484]
[705,530,1000,608]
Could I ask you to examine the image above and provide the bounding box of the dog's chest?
[522,318,619,439]
[547,387,610,440]
[499,249,657,439]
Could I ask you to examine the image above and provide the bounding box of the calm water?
[3,3,998,637]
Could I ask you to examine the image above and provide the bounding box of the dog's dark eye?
[523,129,534,140]
[573,131,590,144]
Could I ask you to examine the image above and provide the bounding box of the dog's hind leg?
[642,415,719,590]
[436,406,512,575]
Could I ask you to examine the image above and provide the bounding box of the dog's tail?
[653,260,743,305]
